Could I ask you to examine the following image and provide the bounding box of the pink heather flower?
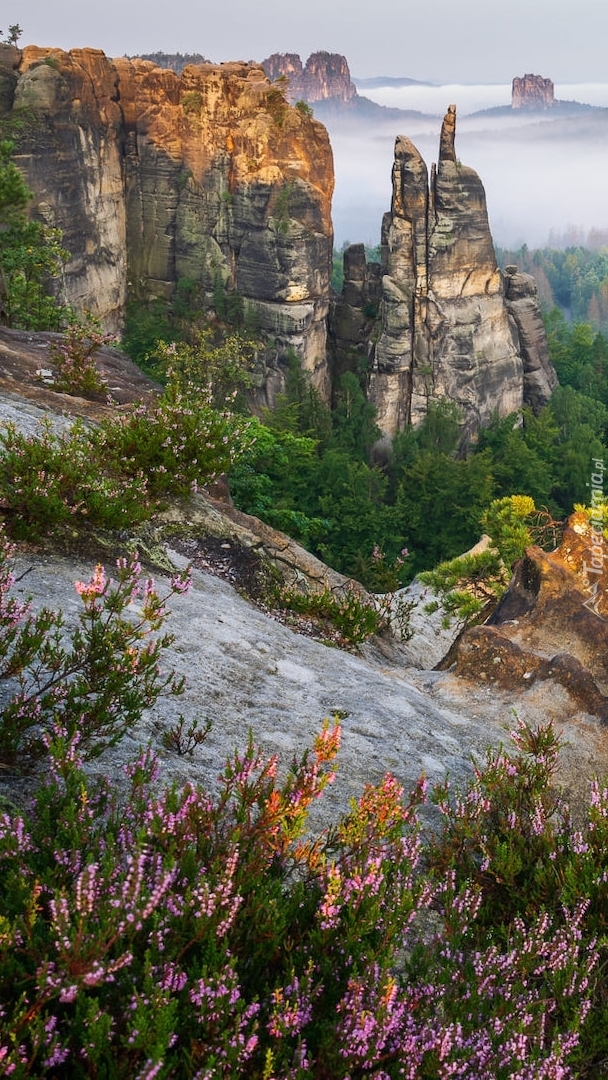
[74,564,107,601]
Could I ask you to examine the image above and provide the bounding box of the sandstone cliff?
[512,74,554,109]
[0,45,334,399]
[332,106,557,441]
[261,52,357,105]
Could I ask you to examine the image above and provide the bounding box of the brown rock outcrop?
[453,510,608,719]
[262,52,357,105]
[512,74,554,109]
[357,105,555,441]
[0,47,334,400]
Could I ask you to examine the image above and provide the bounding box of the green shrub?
[0,380,253,542]
[277,586,382,646]
[420,548,506,628]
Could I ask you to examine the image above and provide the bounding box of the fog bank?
[328,83,608,251]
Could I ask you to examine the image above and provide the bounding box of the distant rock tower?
[512,74,554,109]
[262,52,357,105]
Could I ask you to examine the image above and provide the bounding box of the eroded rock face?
[348,106,555,441]
[512,74,554,109]
[503,267,559,410]
[454,511,608,720]
[261,52,357,105]
[0,47,334,396]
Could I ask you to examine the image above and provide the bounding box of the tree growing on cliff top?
[0,24,22,45]
[0,139,69,330]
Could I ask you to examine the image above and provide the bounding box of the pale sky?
[7,0,608,83]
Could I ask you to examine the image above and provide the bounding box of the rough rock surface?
[0,45,334,398]
[261,52,357,105]
[4,512,608,831]
[503,266,559,409]
[512,74,554,109]
[335,106,556,441]
[454,511,608,719]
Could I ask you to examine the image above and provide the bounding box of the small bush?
[0,542,191,764]
[420,548,506,628]
[181,90,202,114]
[277,586,383,646]
[49,319,111,399]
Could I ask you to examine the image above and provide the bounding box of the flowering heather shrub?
[49,320,112,399]
[0,418,151,540]
[0,545,605,1076]
[0,543,191,763]
[0,723,598,1078]
[0,380,252,541]
[90,376,253,499]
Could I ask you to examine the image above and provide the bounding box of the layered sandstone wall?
[0,45,334,396]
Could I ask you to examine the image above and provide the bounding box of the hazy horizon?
[327,82,608,252]
[11,0,608,85]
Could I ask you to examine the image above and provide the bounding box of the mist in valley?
[325,83,608,255]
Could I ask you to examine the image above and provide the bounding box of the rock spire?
[355,105,557,441]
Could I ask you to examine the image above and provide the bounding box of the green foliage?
[420,548,506,628]
[228,416,330,550]
[48,317,112,398]
[265,86,288,127]
[0,417,150,540]
[0,23,22,44]
[0,379,252,542]
[545,309,608,407]
[121,298,178,369]
[480,494,537,567]
[294,99,313,119]
[0,139,70,330]
[498,242,608,329]
[392,448,495,578]
[147,329,256,407]
[133,51,210,72]
[272,181,295,234]
[181,90,202,114]
[211,269,246,327]
[277,587,383,646]
[414,398,462,456]
[332,371,382,460]
[89,376,254,499]
[427,718,571,935]
[476,411,555,507]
